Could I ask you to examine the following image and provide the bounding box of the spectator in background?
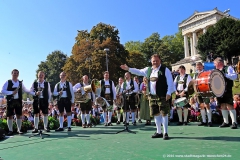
[206,52,214,62]
[209,97,217,110]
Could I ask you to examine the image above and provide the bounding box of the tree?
[126,51,147,69]
[197,17,240,62]
[63,23,129,84]
[36,50,68,91]
[124,41,143,52]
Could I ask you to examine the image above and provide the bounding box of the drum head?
[210,70,226,97]
[187,80,196,95]
[174,97,186,103]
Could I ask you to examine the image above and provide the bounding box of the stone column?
[184,35,189,58]
[190,36,194,57]
[192,32,197,56]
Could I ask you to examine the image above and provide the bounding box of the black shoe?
[163,133,169,140]
[87,123,92,128]
[68,127,71,131]
[104,123,108,126]
[108,122,113,126]
[132,121,136,126]
[177,122,183,125]
[138,119,142,123]
[32,128,38,133]
[145,122,151,126]
[124,123,129,126]
[123,121,126,124]
[7,131,13,136]
[116,121,120,124]
[55,128,64,131]
[198,122,207,126]
[151,132,163,138]
[231,122,238,129]
[183,122,188,125]
[219,122,230,128]
[208,122,213,127]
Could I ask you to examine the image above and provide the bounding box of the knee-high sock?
[103,112,107,123]
[131,112,135,123]
[7,119,13,132]
[170,109,173,119]
[229,110,237,123]
[16,119,22,131]
[154,115,162,134]
[108,112,112,123]
[67,116,71,127]
[43,116,48,129]
[162,115,168,134]
[183,109,188,122]
[81,114,85,124]
[117,112,121,121]
[221,110,229,124]
[177,109,182,122]
[138,111,140,120]
[85,114,90,124]
[126,112,130,123]
[59,116,64,128]
[200,109,206,123]
[34,116,39,129]
[123,112,126,122]
[206,109,212,123]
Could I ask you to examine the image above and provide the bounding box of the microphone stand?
[29,86,50,139]
[116,89,136,134]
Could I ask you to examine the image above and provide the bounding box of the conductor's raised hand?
[120,64,129,71]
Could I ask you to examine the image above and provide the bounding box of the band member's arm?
[69,82,75,104]
[225,66,237,81]
[165,68,175,96]
[128,67,148,77]
[53,84,59,96]
[22,82,30,93]
[1,81,13,95]
[29,83,36,96]
[111,81,116,100]
[48,83,52,103]
[173,76,178,93]
[184,75,192,92]
[73,83,81,93]
[133,81,139,93]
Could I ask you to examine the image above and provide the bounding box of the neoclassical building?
[171,8,238,73]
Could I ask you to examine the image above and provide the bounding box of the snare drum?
[195,70,225,97]
[174,97,188,107]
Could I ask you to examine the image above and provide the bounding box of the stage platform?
[0,121,239,160]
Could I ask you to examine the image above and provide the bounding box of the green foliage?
[48,116,59,130]
[124,41,143,52]
[197,18,240,62]
[36,50,68,91]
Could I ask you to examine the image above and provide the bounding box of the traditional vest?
[176,74,188,91]
[147,65,168,97]
[123,79,135,91]
[33,81,49,102]
[100,80,113,98]
[57,81,72,99]
[6,80,22,102]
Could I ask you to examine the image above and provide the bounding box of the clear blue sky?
[0,0,239,89]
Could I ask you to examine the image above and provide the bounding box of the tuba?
[95,97,110,108]
[75,79,101,103]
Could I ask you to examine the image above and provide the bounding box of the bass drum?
[195,69,225,97]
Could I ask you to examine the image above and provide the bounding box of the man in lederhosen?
[115,77,124,124]
[174,65,192,125]
[73,75,95,128]
[30,71,52,133]
[214,57,238,129]
[193,62,212,127]
[134,76,142,123]
[53,72,75,131]
[120,54,175,140]
[122,72,139,126]
[99,71,116,126]
[1,69,30,135]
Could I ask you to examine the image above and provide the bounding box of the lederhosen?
[194,72,210,104]
[123,79,136,110]
[32,81,49,114]
[100,80,114,109]
[147,66,170,116]
[57,81,72,113]
[79,83,93,112]
[175,74,190,108]
[217,66,234,105]
[6,80,23,117]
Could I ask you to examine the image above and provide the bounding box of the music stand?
[116,90,136,134]
[29,87,50,139]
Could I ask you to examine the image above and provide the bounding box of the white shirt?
[123,79,139,95]
[53,81,75,103]
[221,66,237,80]
[174,74,192,92]
[115,83,124,94]
[1,80,30,99]
[29,80,52,102]
[99,79,116,100]
[129,65,175,95]
[73,82,96,102]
